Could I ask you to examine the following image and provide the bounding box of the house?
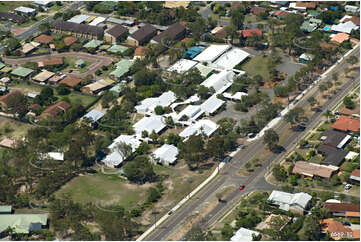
[350,169,360,183]
[339,106,360,117]
[82,78,115,95]
[331,33,350,44]
[273,11,290,19]
[322,129,350,148]
[267,190,312,214]
[133,115,166,137]
[200,94,225,115]
[32,70,55,83]
[0,214,48,234]
[151,22,186,44]
[292,161,337,179]
[0,91,24,111]
[39,58,63,67]
[104,24,128,43]
[67,14,90,24]
[33,1,53,7]
[251,7,267,16]
[289,2,317,11]
[167,59,198,74]
[194,44,231,63]
[239,29,262,38]
[51,19,104,40]
[152,144,179,165]
[102,135,141,167]
[345,5,360,13]
[107,45,129,54]
[109,83,126,96]
[231,227,260,241]
[331,21,359,34]
[21,41,40,55]
[299,53,314,64]
[179,119,219,140]
[0,205,12,214]
[317,144,348,166]
[223,92,248,101]
[163,1,190,9]
[0,137,15,149]
[0,12,26,23]
[127,24,157,46]
[48,75,64,84]
[332,116,360,133]
[109,59,134,80]
[320,218,359,240]
[60,76,82,88]
[300,21,317,33]
[133,46,149,60]
[63,36,78,46]
[83,39,103,49]
[81,109,105,126]
[14,6,37,16]
[213,48,249,70]
[106,17,134,26]
[135,91,176,114]
[39,101,71,119]
[176,105,203,121]
[89,16,106,26]
[34,34,54,44]
[324,202,360,218]
[343,16,360,26]
[11,67,34,78]
[201,70,235,94]
[256,214,291,231]
[41,152,64,161]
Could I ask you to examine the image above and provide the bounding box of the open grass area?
[63,56,93,74]
[19,15,47,28]
[0,1,27,12]
[240,56,270,80]
[55,173,150,209]
[0,116,33,140]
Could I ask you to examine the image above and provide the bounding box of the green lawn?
[63,56,92,74]
[0,116,33,139]
[19,15,47,28]
[55,173,149,209]
[239,56,271,80]
[0,1,27,11]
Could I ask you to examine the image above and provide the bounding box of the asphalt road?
[144,46,360,241]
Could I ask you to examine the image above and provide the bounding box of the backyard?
[0,1,27,12]
[63,56,93,74]
[0,116,33,139]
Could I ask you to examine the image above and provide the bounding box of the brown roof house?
[151,22,186,44]
[133,46,149,60]
[320,218,358,240]
[324,202,360,218]
[63,36,78,46]
[332,116,360,133]
[105,24,128,43]
[60,76,82,88]
[292,161,337,179]
[34,34,54,44]
[38,58,64,67]
[127,24,157,46]
[39,101,71,119]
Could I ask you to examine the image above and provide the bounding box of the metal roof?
[200,94,225,114]
[81,109,105,123]
[133,115,166,136]
[135,91,176,114]
[0,214,48,234]
[11,67,34,77]
[167,59,198,74]
[152,144,179,165]
[68,15,90,24]
[194,44,231,62]
[201,70,235,94]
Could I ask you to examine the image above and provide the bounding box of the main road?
[144,46,360,240]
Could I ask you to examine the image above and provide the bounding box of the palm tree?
[323,110,332,123]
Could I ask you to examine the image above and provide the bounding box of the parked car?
[342,221,351,226]
[239,184,245,190]
[223,156,232,163]
[248,133,255,138]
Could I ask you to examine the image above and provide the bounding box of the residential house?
[231,227,260,241]
[331,33,350,44]
[83,39,103,49]
[60,76,82,88]
[267,190,312,214]
[104,24,128,43]
[343,16,360,26]
[82,78,115,95]
[39,101,71,119]
[14,6,37,16]
[0,91,24,111]
[179,119,219,140]
[239,29,262,38]
[151,144,179,165]
[299,53,314,64]
[163,1,190,9]
[0,12,26,23]
[0,214,48,234]
[201,70,235,94]
[0,138,15,149]
[317,144,348,166]
[322,129,351,149]
[21,41,40,56]
[324,202,360,218]
[273,11,290,19]
[109,59,133,80]
[81,109,105,127]
[350,169,360,183]
[292,161,337,179]
[345,5,360,13]
[200,94,225,116]
[133,46,149,60]
[151,22,186,44]
[320,218,359,240]
[51,19,104,40]
[133,115,167,137]
[251,7,267,16]
[33,1,53,8]
[63,36,78,46]
[34,34,54,44]
[39,57,64,67]
[332,116,360,133]
[135,91,176,114]
[107,45,129,54]
[194,44,231,63]
[11,67,34,79]
[167,59,198,74]
[300,21,318,33]
[331,21,359,34]
[32,70,55,83]
[127,24,157,46]
[339,106,360,117]
[289,2,317,11]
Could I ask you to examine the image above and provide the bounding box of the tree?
[123,156,157,184]
[319,84,327,96]
[115,142,132,160]
[338,193,346,202]
[263,129,279,151]
[299,215,321,240]
[343,96,356,109]
[154,105,164,115]
[187,17,207,40]
[346,56,358,65]
[56,83,70,95]
[230,6,245,28]
[181,135,205,170]
[323,109,333,123]
[284,107,304,128]
[272,164,288,182]
[307,97,317,109]
[4,91,27,118]
[149,130,159,144]
[221,223,234,241]
[184,226,206,241]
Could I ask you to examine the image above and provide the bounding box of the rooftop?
[194,44,231,63]
[11,67,34,77]
[167,59,198,74]
[83,39,103,48]
[201,70,235,94]
[81,109,105,123]
[34,34,54,44]
[332,116,360,132]
[317,144,348,166]
[133,115,166,136]
[107,44,129,53]
[32,70,54,82]
[152,144,179,165]
[60,76,82,87]
[292,161,335,179]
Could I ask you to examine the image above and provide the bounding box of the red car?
[239,184,245,190]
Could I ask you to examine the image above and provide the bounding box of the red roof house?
[239,29,262,38]
[39,101,71,119]
[332,116,360,133]
[34,34,54,44]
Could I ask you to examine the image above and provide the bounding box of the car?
[68,70,73,73]
[248,133,255,138]
[239,184,245,190]
[168,210,173,215]
[342,221,351,226]
[223,156,232,163]
[345,184,352,190]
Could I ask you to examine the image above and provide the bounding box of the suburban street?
[144,45,360,241]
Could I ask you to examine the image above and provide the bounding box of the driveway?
[276,54,303,79]
[211,101,259,125]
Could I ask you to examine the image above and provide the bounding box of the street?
[144,46,360,241]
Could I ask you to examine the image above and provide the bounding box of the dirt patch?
[273,96,289,105]
[260,81,281,88]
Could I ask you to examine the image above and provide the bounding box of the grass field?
[0,116,33,139]
[55,173,150,209]
[0,2,27,12]
[10,83,97,107]
[240,56,271,80]
[63,56,92,74]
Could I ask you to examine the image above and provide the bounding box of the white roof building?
[213,48,250,70]
[289,2,306,11]
[194,63,214,77]
[135,91,176,114]
[299,53,314,61]
[200,94,225,115]
[33,1,53,7]
[193,44,231,63]
[331,21,359,34]
[345,151,359,160]
[15,6,37,14]
[81,109,105,123]
[223,92,248,101]
[179,119,218,140]
[68,15,90,24]
[133,115,166,136]
[89,16,106,26]
[176,105,203,121]
[167,59,198,74]
[41,152,64,161]
[345,5,360,13]
[201,70,235,94]
[103,135,141,167]
[231,227,260,241]
[268,190,312,213]
[152,144,179,165]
